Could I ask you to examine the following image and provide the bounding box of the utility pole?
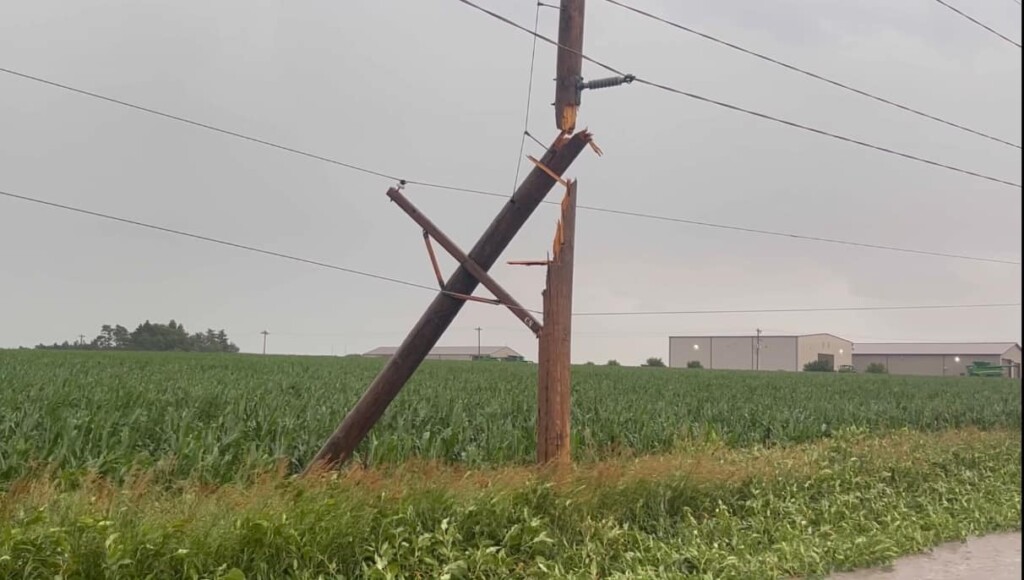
[305,132,592,473]
[532,0,588,467]
[304,0,627,474]
[554,0,586,132]
[261,330,269,355]
[475,327,482,358]
[755,328,762,371]
[553,0,633,132]
[77,334,86,346]
[536,181,577,465]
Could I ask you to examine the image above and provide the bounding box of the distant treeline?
[35,320,240,353]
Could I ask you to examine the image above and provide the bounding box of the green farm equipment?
[966,361,1006,377]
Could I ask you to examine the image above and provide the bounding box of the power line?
[0,66,495,198]
[4,188,1017,319]
[0,67,403,182]
[455,0,1022,189]
[931,0,1022,48]
[634,76,1022,188]
[0,188,437,292]
[0,65,1017,264]
[577,204,1021,265]
[573,303,1022,317]
[0,186,545,318]
[511,1,544,192]
[410,181,1021,265]
[603,0,1021,150]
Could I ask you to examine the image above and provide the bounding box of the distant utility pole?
[755,328,762,370]
[78,334,86,346]
[260,330,269,355]
[475,327,482,357]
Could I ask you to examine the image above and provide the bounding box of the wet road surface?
[828,533,1021,580]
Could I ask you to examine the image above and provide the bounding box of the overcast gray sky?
[1,0,1020,364]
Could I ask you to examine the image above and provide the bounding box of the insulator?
[580,74,635,91]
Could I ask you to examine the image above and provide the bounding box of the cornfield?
[1,350,1019,485]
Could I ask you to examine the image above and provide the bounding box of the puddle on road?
[828,533,1021,580]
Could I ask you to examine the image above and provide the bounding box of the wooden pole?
[537,181,576,465]
[387,187,543,336]
[555,0,586,132]
[304,131,592,473]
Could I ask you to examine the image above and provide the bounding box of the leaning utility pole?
[305,0,629,473]
[305,132,592,472]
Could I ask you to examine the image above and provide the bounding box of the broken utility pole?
[303,0,631,474]
[536,182,577,464]
[304,131,592,473]
[554,0,586,133]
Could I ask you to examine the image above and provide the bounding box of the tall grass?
[0,430,1019,579]
[0,350,1019,484]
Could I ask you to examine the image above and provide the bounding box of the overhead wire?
[511,1,544,192]
[0,188,436,292]
[0,66,490,197]
[0,64,1017,265]
[576,204,1021,265]
[603,0,1021,149]
[455,0,1022,189]
[524,130,548,149]
[3,187,1018,318]
[0,67,402,182]
[931,0,1022,48]
[573,303,1022,317]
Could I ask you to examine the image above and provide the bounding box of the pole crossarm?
[388,186,543,335]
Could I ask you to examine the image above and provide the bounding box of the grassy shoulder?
[1,428,1019,579]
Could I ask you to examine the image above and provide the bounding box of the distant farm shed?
[364,345,524,362]
[669,333,852,371]
[852,342,1022,378]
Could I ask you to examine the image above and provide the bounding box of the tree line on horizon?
[34,320,240,353]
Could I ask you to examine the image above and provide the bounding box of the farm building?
[364,345,524,362]
[669,333,852,371]
[852,342,1022,378]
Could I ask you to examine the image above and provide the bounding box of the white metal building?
[852,342,1022,378]
[364,345,523,362]
[669,333,853,371]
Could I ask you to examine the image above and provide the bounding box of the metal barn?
[852,343,1022,378]
[668,333,853,371]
